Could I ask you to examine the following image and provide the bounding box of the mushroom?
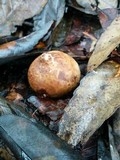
[28,51,81,98]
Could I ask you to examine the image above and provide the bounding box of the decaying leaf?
[58,61,120,146]
[0,0,48,36]
[0,23,52,64]
[28,95,69,121]
[87,15,120,72]
[0,0,65,65]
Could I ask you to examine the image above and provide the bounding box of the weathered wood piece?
[58,61,120,146]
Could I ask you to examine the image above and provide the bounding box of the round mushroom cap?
[28,50,81,98]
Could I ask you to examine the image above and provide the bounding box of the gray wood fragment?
[58,61,120,146]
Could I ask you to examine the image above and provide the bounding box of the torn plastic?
[0,0,65,64]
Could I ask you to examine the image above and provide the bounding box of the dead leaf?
[87,16,120,72]
[0,0,48,36]
[0,0,65,64]
[28,96,69,121]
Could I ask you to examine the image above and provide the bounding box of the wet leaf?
[61,44,90,60]
[0,22,52,64]
[87,16,120,72]
[28,96,69,121]
[58,10,100,60]
[49,15,72,48]
[64,17,82,45]
[58,61,120,146]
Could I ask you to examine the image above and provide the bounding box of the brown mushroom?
[28,51,80,98]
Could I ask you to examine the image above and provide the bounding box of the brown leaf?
[28,96,69,121]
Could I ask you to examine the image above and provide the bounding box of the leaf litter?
[0,1,120,159]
